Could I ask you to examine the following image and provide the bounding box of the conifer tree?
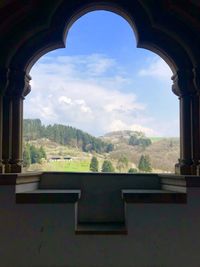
[23,145,31,167]
[90,156,99,172]
[128,168,138,173]
[117,155,129,172]
[138,155,152,172]
[39,146,47,159]
[102,160,115,173]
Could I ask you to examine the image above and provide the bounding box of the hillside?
[23,119,113,154]
[23,120,179,173]
[102,131,179,172]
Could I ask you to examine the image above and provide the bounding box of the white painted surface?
[0,186,199,267]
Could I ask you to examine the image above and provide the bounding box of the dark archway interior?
[2,2,200,264]
[0,0,200,175]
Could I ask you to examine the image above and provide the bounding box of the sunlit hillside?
[23,119,179,173]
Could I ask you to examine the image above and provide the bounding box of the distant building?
[49,156,72,162]
[63,156,72,161]
[49,157,61,161]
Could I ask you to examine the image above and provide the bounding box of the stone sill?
[75,222,127,235]
[122,189,187,203]
[0,172,42,185]
[1,172,200,188]
[160,174,200,187]
[16,189,81,203]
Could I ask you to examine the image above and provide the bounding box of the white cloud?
[86,54,115,76]
[138,57,172,81]
[25,54,175,137]
[75,99,86,105]
[59,96,72,105]
[129,124,158,136]
[108,120,158,136]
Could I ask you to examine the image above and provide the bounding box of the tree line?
[89,154,152,173]
[23,144,46,168]
[23,119,114,153]
[129,132,152,148]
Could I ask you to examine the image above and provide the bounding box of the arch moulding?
[1,0,200,175]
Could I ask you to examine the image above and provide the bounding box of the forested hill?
[23,119,114,153]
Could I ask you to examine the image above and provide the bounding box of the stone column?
[6,69,31,173]
[190,93,200,174]
[2,95,12,173]
[172,70,194,175]
[193,67,200,175]
[0,68,10,173]
[0,96,4,173]
[176,93,193,174]
[9,96,24,173]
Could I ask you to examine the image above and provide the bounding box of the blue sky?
[25,11,179,137]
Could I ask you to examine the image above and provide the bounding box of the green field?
[149,137,164,143]
[150,137,179,143]
[26,157,116,173]
[28,160,91,172]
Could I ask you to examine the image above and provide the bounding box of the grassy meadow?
[26,156,106,172]
[24,134,179,173]
[27,159,90,172]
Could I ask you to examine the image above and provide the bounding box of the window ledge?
[122,189,187,203]
[75,222,127,235]
[16,189,81,203]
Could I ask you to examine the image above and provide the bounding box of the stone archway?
[0,0,199,175]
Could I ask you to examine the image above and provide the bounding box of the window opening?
[23,11,178,174]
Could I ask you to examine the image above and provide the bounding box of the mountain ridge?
[23,119,114,154]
